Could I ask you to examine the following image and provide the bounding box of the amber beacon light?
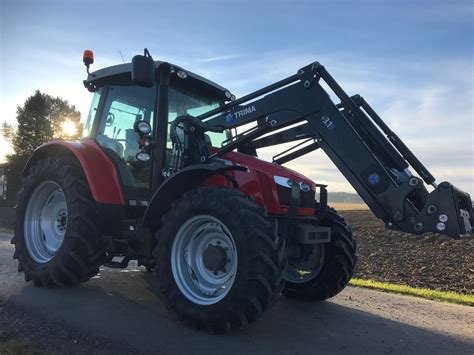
[83,50,94,75]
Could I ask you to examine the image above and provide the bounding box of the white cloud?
[196,55,241,63]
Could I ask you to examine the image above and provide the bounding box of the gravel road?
[1,232,473,354]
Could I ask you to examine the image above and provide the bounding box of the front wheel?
[153,187,286,331]
[283,207,357,301]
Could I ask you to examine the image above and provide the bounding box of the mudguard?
[142,164,246,227]
[23,139,125,205]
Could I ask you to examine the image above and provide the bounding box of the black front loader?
[172,62,472,238]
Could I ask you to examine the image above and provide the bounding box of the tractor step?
[103,256,132,269]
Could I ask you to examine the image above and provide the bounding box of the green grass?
[349,278,474,306]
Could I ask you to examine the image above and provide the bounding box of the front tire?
[153,187,285,331]
[283,207,357,301]
[13,156,106,286]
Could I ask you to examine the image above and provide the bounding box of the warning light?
[83,50,94,66]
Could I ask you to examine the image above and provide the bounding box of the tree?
[2,90,82,199]
[12,91,54,155]
[49,96,83,140]
[1,121,15,142]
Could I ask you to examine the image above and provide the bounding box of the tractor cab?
[82,56,233,201]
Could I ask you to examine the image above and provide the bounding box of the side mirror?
[131,49,156,87]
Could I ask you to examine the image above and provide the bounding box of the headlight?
[134,120,152,135]
[300,182,311,192]
[136,151,151,162]
[286,179,297,188]
[274,176,312,192]
[273,175,316,208]
[177,70,188,79]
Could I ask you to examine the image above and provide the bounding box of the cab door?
[93,84,156,203]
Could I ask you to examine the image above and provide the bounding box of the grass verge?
[349,278,474,306]
[329,202,368,211]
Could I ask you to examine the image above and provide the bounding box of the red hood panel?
[222,151,315,187]
[204,151,317,216]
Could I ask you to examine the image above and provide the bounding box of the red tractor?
[12,49,472,331]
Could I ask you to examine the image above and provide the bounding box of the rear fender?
[23,139,125,205]
[142,164,246,228]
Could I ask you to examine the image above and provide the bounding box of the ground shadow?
[7,275,473,355]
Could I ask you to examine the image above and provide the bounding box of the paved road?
[1,232,473,354]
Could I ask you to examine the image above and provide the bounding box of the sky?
[0,0,473,194]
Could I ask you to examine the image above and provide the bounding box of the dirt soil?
[343,210,474,295]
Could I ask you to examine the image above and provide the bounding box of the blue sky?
[1,0,473,194]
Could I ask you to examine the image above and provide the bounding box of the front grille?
[276,185,315,208]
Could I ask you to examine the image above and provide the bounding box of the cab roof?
[83,61,232,100]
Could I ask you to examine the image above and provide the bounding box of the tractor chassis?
[98,186,332,270]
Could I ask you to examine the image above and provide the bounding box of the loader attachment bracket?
[390,182,473,238]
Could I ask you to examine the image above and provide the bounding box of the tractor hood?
[214,151,317,215]
[221,150,316,189]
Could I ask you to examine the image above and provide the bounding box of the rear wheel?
[153,187,286,331]
[283,207,356,301]
[13,156,106,286]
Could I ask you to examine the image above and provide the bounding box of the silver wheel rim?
[284,243,325,284]
[24,181,68,263]
[171,215,238,306]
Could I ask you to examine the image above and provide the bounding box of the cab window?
[82,88,102,138]
[94,82,230,200]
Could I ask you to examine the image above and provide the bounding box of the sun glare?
[62,119,77,137]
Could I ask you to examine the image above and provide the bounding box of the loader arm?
[172,62,472,238]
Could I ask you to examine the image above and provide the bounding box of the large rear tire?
[13,156,106,286]
[153,187,285,331]
[283,207,356,301]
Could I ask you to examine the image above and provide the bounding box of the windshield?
[84,83,230,148]
[166,86,231,147]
